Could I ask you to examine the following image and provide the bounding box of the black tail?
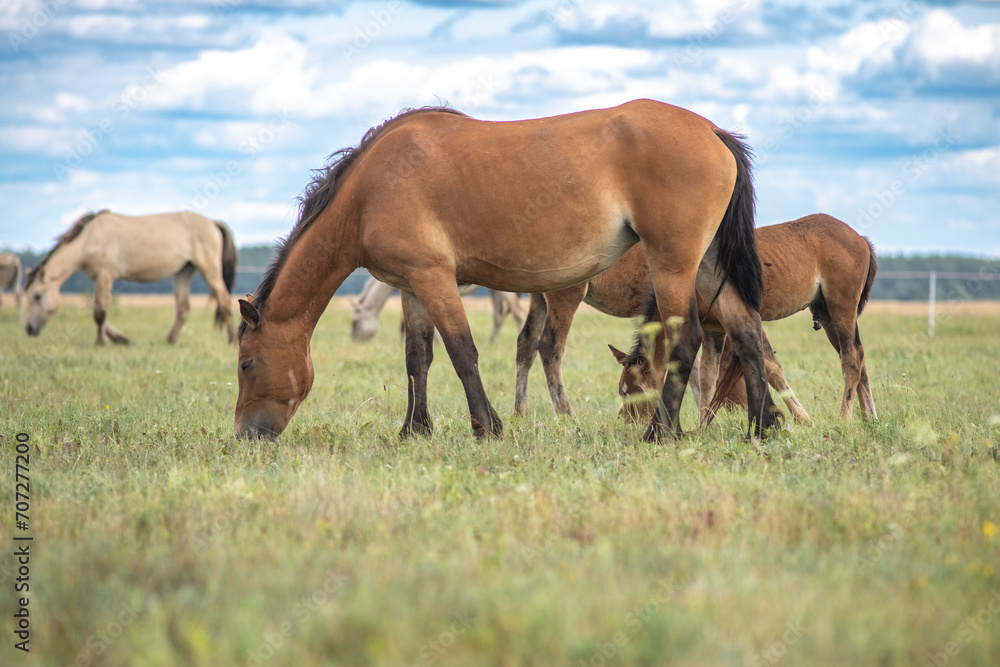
[215,221,237,293]
[711,129,763,311]
[857,236,877,316]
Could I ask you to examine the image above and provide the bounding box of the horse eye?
[34,293,42,302]
[240,359,253,371]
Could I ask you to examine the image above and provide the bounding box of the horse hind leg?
[400,291,436,437]
[167,264,196,344]
[703,280,779,437]
[200,262,236,343]
[819,310,864,420]
[514,293,548,415]
[410,272,502,439]
[538,284,587,416]
[855,328,877,420]
[93,270,128,345]
[641,272,703,442]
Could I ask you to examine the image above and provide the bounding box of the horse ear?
[239,298,261,329]
[608,344,628,364]
[244,293,254,303]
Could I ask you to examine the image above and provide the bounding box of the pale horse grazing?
[0,252,23,315]
[23,210,237,344]
[350,276,524,345]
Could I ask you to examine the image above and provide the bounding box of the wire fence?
[877,271,1000,336]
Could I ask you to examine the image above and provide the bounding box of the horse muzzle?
[234,415,280,441]
[25,323,40,337]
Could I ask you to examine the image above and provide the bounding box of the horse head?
[608,344,659,424]
[234,296,315,440]
[22,267,61,336]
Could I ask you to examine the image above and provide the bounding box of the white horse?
[0,252,22,315]
[23,210,237,345]
[350,276,523,345]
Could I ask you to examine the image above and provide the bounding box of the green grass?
[2,299,999,666]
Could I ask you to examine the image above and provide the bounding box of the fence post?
[928,271,936,337]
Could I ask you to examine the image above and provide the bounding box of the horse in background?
[615,214,877,425]
[234,101,781,441]
[23,210,237,345]
[0,252,22,315]
[350,276,524,345]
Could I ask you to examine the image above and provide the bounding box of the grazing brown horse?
[23,210,237,344]
[0,252,22,314]
[515,241,806,424]
[234,101,780,441]
[612,214,877,425]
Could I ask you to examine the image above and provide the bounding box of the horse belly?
[455,212,638,293]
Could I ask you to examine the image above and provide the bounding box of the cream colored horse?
[23,210,237,345]
[350,276,524,344]
[0,252,22,315]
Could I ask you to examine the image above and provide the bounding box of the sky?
[1,0,998,256]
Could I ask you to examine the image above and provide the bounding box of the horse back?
[346,100,734,294]
[81,211,223,282]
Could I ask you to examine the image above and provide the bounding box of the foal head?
[22,267,61,336]
[608,344,659,424]
[234,297,315,440]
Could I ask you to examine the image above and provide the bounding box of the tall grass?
[1,300,998,666]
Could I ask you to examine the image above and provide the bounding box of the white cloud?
[146,33,318,115]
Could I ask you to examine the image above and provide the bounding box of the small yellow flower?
[984,520,998,540]
[983,565,995,578]
[105,405,110,410]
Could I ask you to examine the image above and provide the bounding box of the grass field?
[2,296,999,666]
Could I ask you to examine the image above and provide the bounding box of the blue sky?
[1,0,998,255]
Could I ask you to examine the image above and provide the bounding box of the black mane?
[25,210,107,288]
[238,106,467,340]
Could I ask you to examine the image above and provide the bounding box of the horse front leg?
[93,270,128,345]
[698,330,726,426]
[514,293,547,415]
[411,274,501,439]
[760,330,813,426]
[399,291,436,438]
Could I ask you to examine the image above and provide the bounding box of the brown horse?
[515,242,806,424]
[612,214,877,424]
[23,210,237,344]
[234,101,781,441]
[0,252,22,315]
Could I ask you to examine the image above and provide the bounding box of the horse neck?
[40,234,86,287]
[265,206,362,334]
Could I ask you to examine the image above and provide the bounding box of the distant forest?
[4,245,999,301]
